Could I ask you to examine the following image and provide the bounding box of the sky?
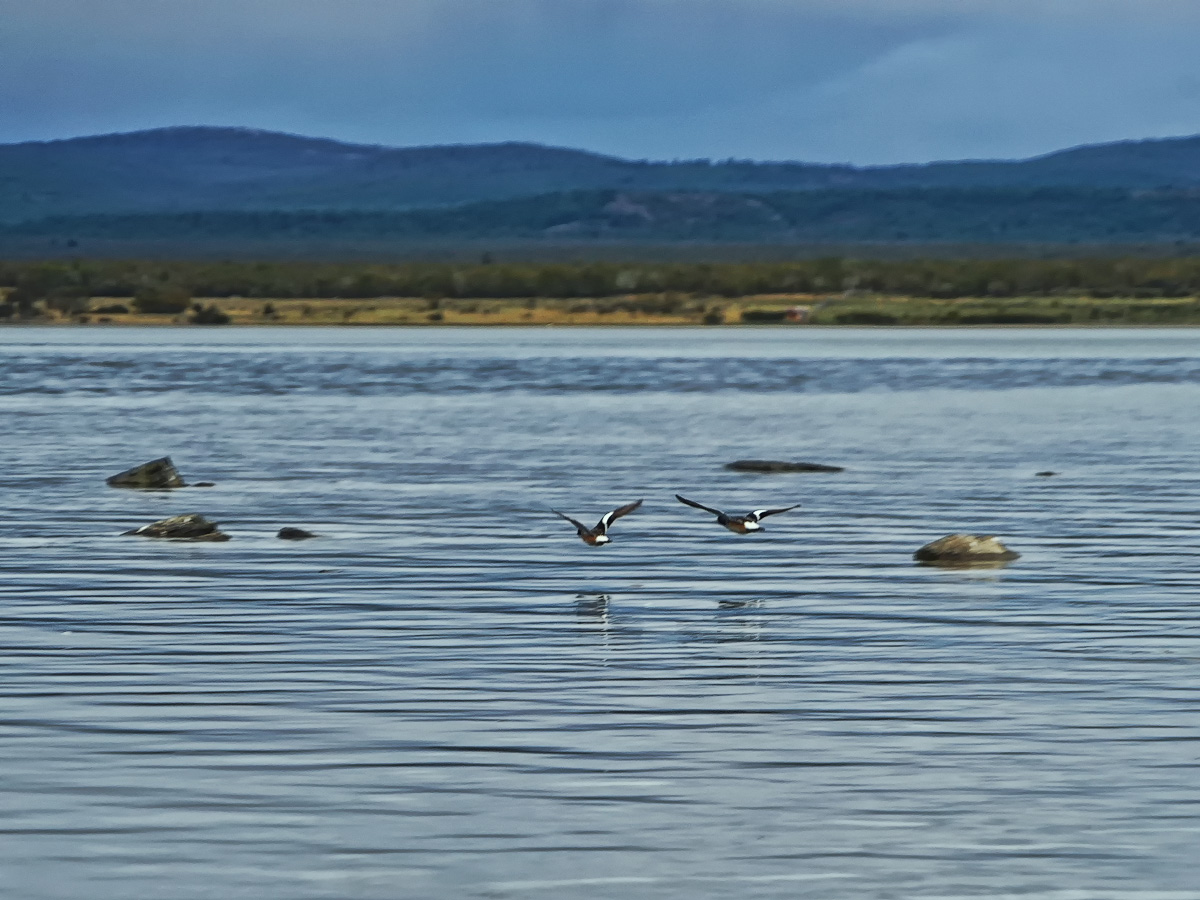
[4,0,1200,164]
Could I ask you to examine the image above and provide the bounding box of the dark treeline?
[12,187,1200,244]
[6,256,1200,303]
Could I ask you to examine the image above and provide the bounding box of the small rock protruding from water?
[1035,471,1057,477]
[122,514,230,541]
[106,457,186,489]
[191,481,216,488]
[277,527,317,540]
[725,459,844,473]
[914,534,1019,566]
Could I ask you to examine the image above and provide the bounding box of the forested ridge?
[8,187,1200,244]
[8,127,1200,247]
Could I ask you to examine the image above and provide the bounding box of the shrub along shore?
[4,293,1200,326]
[5,257,1200,325]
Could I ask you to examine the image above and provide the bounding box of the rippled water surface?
[2,326,1199,900]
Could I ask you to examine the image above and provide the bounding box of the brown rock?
[914,534,1019,566]
[122,514,229,541]
[725,459,844,473]
[106,457,185,489]
[277,527,317,540]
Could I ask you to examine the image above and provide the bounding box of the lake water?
[1,326,1198,900]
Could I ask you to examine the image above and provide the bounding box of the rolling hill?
[6,126,1200,247]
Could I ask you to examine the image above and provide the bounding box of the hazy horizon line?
[7,123,1200,171]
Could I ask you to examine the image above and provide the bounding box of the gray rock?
[914,533,1019,566]
[106,457,185,489]
[277,527,317,540]
[725,459,844,473]
[122,514,230,541]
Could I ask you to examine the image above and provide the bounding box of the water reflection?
[717,598,765,610]
[2,328,1199,900]
[574,592,613,619]
[914,558,1017,570]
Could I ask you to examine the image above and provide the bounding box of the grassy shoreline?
[11,292,1200,327]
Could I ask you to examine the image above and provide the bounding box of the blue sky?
[4,0,1200,163]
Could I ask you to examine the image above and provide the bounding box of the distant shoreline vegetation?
[9,187,1200,245]
[6,257,1200,326]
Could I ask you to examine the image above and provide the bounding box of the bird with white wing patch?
[552,499,643,546]
[675,494,799,534]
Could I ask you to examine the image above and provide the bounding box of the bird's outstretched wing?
[675,494,726,517]
[748,504,801,522]
[596,499,643,533]
[552,510,589,532]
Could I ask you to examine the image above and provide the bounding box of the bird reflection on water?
[574,592,613,619]
[717,598,764,611]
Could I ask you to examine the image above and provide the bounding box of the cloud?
[2,0,1200,162]
[482,3,1200,162]
[0,2,934,118]
[787,13,1200,162]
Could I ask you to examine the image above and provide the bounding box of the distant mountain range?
[5,126,1200,245]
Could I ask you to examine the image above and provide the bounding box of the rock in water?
[914,534,1019,566]
[106,457,185,489]
[277,527,317,540]
[725,459,845,473]
[1035,471,1057,477]
[122,514,229,541]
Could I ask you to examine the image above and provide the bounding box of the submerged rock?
[106,457,185,489]
[914,533,1019,566]
[123,514,229,541]
[277,527,317,540]
[191,482,216,488]
[1035,471,1058,477]
[725,459,845,473]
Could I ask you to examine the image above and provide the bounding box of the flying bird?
[553,499,643,546]
[675,494,799,534]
